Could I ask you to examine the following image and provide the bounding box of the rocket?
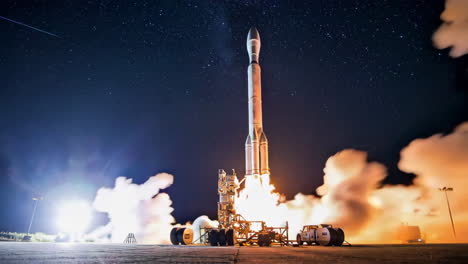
[245,27,270,176]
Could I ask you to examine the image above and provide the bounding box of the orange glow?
[234,129,468,244]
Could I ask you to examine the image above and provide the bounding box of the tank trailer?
[296,224,345,246]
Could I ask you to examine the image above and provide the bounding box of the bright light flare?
[56,200,92,234]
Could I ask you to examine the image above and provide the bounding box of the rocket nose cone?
[247,27,260,41]
[247,27,261,63]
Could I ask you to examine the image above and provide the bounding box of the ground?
[0,242,467,263]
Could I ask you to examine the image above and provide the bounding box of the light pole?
[27,196,43,236]
[438,187,456,238]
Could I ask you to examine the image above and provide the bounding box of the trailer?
[296,224,346,246]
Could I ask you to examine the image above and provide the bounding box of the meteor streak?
[0,15,60,38]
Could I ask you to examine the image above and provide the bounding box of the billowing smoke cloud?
[315,150,386,233]
[91,173,175,243]
[234,149,388,239]
[87,122,468,244]
[396,121,468,241]
[282,150,389,239]
[399,122,468,190]
[433,0,468,57]
[316,122,468,243]
[234,122,468,243]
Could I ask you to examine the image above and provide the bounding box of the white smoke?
[191,215,219,243]
[433,0,468,57]
[91,173,175,243]
[86,122,468,244]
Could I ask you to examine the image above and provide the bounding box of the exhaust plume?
[234,122,468,243]
[397,121,468,241]
[91,173,175,243]
[315,150,387,233]
[433,0,468,57]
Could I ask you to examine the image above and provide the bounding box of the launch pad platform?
[0,242,467,263]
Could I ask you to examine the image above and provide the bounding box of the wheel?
[218,229,227,246]
[263,235,272,247]
[209,229,219,246]
[170,227,179,245]
[258,234,265,247]
[176,228,186,245]
[326,228,337,246]
[296,234,302,246]
[333,228,345,246]
[226,229,235,246]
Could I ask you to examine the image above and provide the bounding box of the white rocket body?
[245,27,269,177]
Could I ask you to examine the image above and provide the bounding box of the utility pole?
[438,187,456,238]
[27,196,43,235]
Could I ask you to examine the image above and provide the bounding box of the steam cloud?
[192,215,219,243]
[433,0,468,57]
[315,150,386,233]
[232,122,468,243]
[90,173,175,243]
[87,122,468,244]
[311,122,468,242]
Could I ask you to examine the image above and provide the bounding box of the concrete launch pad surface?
[0,242,467,264]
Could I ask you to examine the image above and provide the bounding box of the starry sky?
[0,0,467,233]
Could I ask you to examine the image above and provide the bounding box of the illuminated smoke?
[91,173,175,243]
[399,122,468,189]
[234,122,468,243]
[396,121,468,242]
[192,215,219,243]
[313,150,386,233]
[433,0,468,57]
[88,123,468,244]
[234,150,387,239]
[347,122,468,243]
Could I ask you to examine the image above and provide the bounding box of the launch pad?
[0,242,467,263]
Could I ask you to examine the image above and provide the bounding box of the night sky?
[0,0,467,233]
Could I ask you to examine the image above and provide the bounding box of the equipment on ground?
[123,233,137,244]
[296,224,345,246]
[170,227,194,245]
[170,169,289,247]
[396,225,425,244]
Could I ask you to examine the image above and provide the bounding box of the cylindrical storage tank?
[176,228,193,245]
[316,227,336,246]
